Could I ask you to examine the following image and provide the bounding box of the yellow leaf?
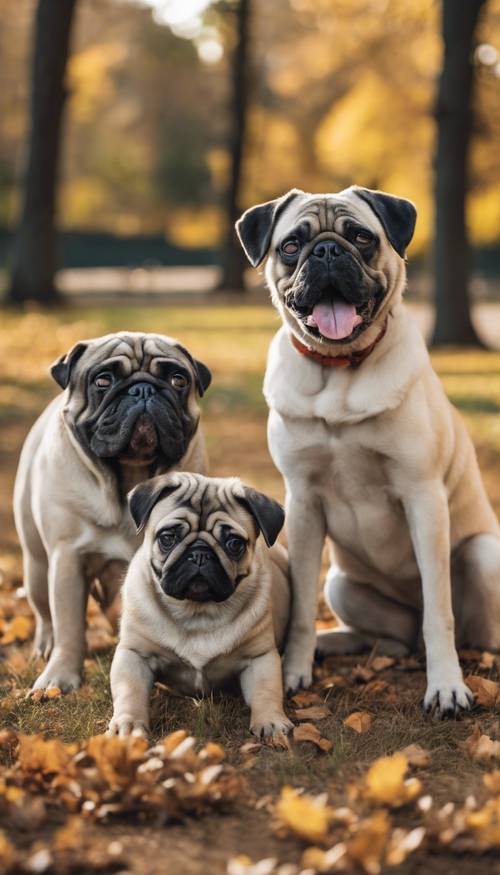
[343,712,372,734]
[18,735,75,774]
[0,615,34,645]
[365,753,422,807]
[466,798,500,848]
[346,811,390,875]
[276,786,332,843]
[460,725,500,762]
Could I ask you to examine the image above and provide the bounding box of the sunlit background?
[1,0,500,263]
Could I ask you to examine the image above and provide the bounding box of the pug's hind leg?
[317,568,418,658]
[240,649,293,740]
[109,646,154,738]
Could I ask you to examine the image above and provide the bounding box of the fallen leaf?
[318,674,347,689]
[365,753,422,807]
[346,811,391,875]
[371,656,395,672]
[465,674,499,707]
[0,615,34,645]
[483,771,500,793]
[400,744,431,768]
[343,712,372,734]
[293,723,332,752]
[459,725,500,762]
[31,686,62,702]
[291,691,324,707]
[466,798,500,848]
[294,705,330,721]
[352,665,375,683]
[386,826,426,866]
[479,652,496,670]
[276,786,332,843]
[361,679,389,696]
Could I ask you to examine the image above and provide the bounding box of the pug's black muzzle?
[161,540,235,603]
[85,380,195,466]
[287,239,383,328]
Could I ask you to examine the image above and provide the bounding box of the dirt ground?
[0,304,499,875]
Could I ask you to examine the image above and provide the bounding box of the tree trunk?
[431,0,486,346]
[218,0,250,293]
[7,0,77,307]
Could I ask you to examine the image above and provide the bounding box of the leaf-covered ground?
[0,304,499,875]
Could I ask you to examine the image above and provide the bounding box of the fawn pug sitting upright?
[236,185,500,718]
[14,332,211,693]
[109,472,292,739]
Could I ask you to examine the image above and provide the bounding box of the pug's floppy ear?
[236,188,304,267]
[50,342,88,389]
[175,344,212,397]
[238,487,285,548]
[128,476,181,533]
[354,187,416,258]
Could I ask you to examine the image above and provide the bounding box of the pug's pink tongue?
[307,300,362,340]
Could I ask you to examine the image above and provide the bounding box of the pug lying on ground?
[108,472,292,740]
[14,332,211,693]
[236,186,500,718]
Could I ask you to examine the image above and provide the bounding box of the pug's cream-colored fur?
[237,186,500,718]
[109,473,292,739]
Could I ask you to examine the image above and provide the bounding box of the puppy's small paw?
[424,680,474,719]
[108,715,149,739]
[31,661,81,694]
[251,713,293,745]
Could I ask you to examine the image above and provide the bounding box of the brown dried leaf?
[343,711,372,734]
[276,785,332,843]
[400,744,431,768]
[291,691,324,707]
[483,771,500,793]
[459,725,500,762]
[465,674,499,707]
[293,723,332,752]
[371,656,395,672]
[352,664,375,683]
[294,705,330,721]
[479,652,497,670]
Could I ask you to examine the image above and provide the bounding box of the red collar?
[290,319,388,368]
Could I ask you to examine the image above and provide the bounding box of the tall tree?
[432,0,486,346]
[7,0,77,306]
[218,0,250,292]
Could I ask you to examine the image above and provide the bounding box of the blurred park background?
[0,0,499,347]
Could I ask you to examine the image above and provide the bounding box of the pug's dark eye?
[94,372,113,389]
[225,536,246,560]
[354,229,374,246]
[170,373,189,391]
[157,529,178,552]
[281,239,300,257]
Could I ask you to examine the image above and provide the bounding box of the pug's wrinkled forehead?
[51,331,211,397]
[236,185,416,268]
[129,472,285,549]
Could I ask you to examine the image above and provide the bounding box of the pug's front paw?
[251,713,293,741]
[424,678,474,719]
[108,714,149,739]
[31,657,82,694]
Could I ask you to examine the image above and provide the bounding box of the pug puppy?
[14,332,211,693]
[108,472,292,740]
[236,186,500,718]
